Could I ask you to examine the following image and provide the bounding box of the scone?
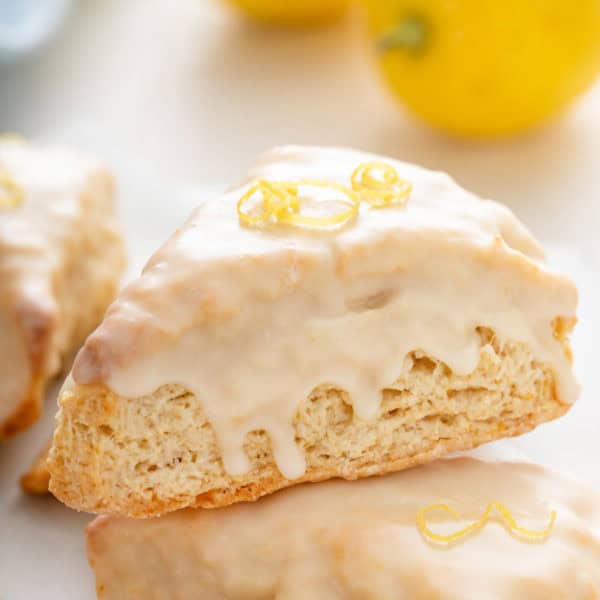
[0,137,125,438]
[86,457,600,599]
[48,146,578,518]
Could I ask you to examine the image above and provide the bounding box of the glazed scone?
[49,146,577,518]
[87,457,600,599]
[0,138,125,438]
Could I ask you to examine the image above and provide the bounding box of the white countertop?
[0,1,599,598]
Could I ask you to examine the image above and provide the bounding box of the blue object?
[0,0,73,64]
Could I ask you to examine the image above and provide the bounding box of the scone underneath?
[49,328,571,518]
[86,457,600,600]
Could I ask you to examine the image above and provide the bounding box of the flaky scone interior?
[48,146,578,518]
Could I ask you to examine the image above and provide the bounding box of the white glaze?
[0,138,121,425]
[72,146,578,480]
[87,457,600,599]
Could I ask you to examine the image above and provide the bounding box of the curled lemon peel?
[417,502,556,545]
[493,502,557,540]
[351,161,412,208]
[237,178,359,230]
[237,161,412,230]
[0,171,25,209]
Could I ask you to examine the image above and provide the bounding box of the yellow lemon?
[363,0,600,137]
[228,0,350,27]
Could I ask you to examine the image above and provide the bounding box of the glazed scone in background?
[49,146,578,517]
[87,457,600,599]
[0,138,125,438]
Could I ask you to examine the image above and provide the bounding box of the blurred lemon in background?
[364,0,600,137]
[228,0,350,26]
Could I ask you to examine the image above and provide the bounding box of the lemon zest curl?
[351,161,412,208]
[417,502,556,545]
[237,161,412,230]
[0,170,25,210]
[237,178,359,230]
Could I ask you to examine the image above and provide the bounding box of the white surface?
[0,1,599,598]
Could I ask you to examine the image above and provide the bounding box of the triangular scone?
[48,146,577,518]
[87,457,600,599]
[0,138,125,438]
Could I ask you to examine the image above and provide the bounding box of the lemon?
[228,0,350,27]
[363,0,600,137]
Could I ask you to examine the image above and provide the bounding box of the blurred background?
[0,1,599,598]
[1,0,600,244]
